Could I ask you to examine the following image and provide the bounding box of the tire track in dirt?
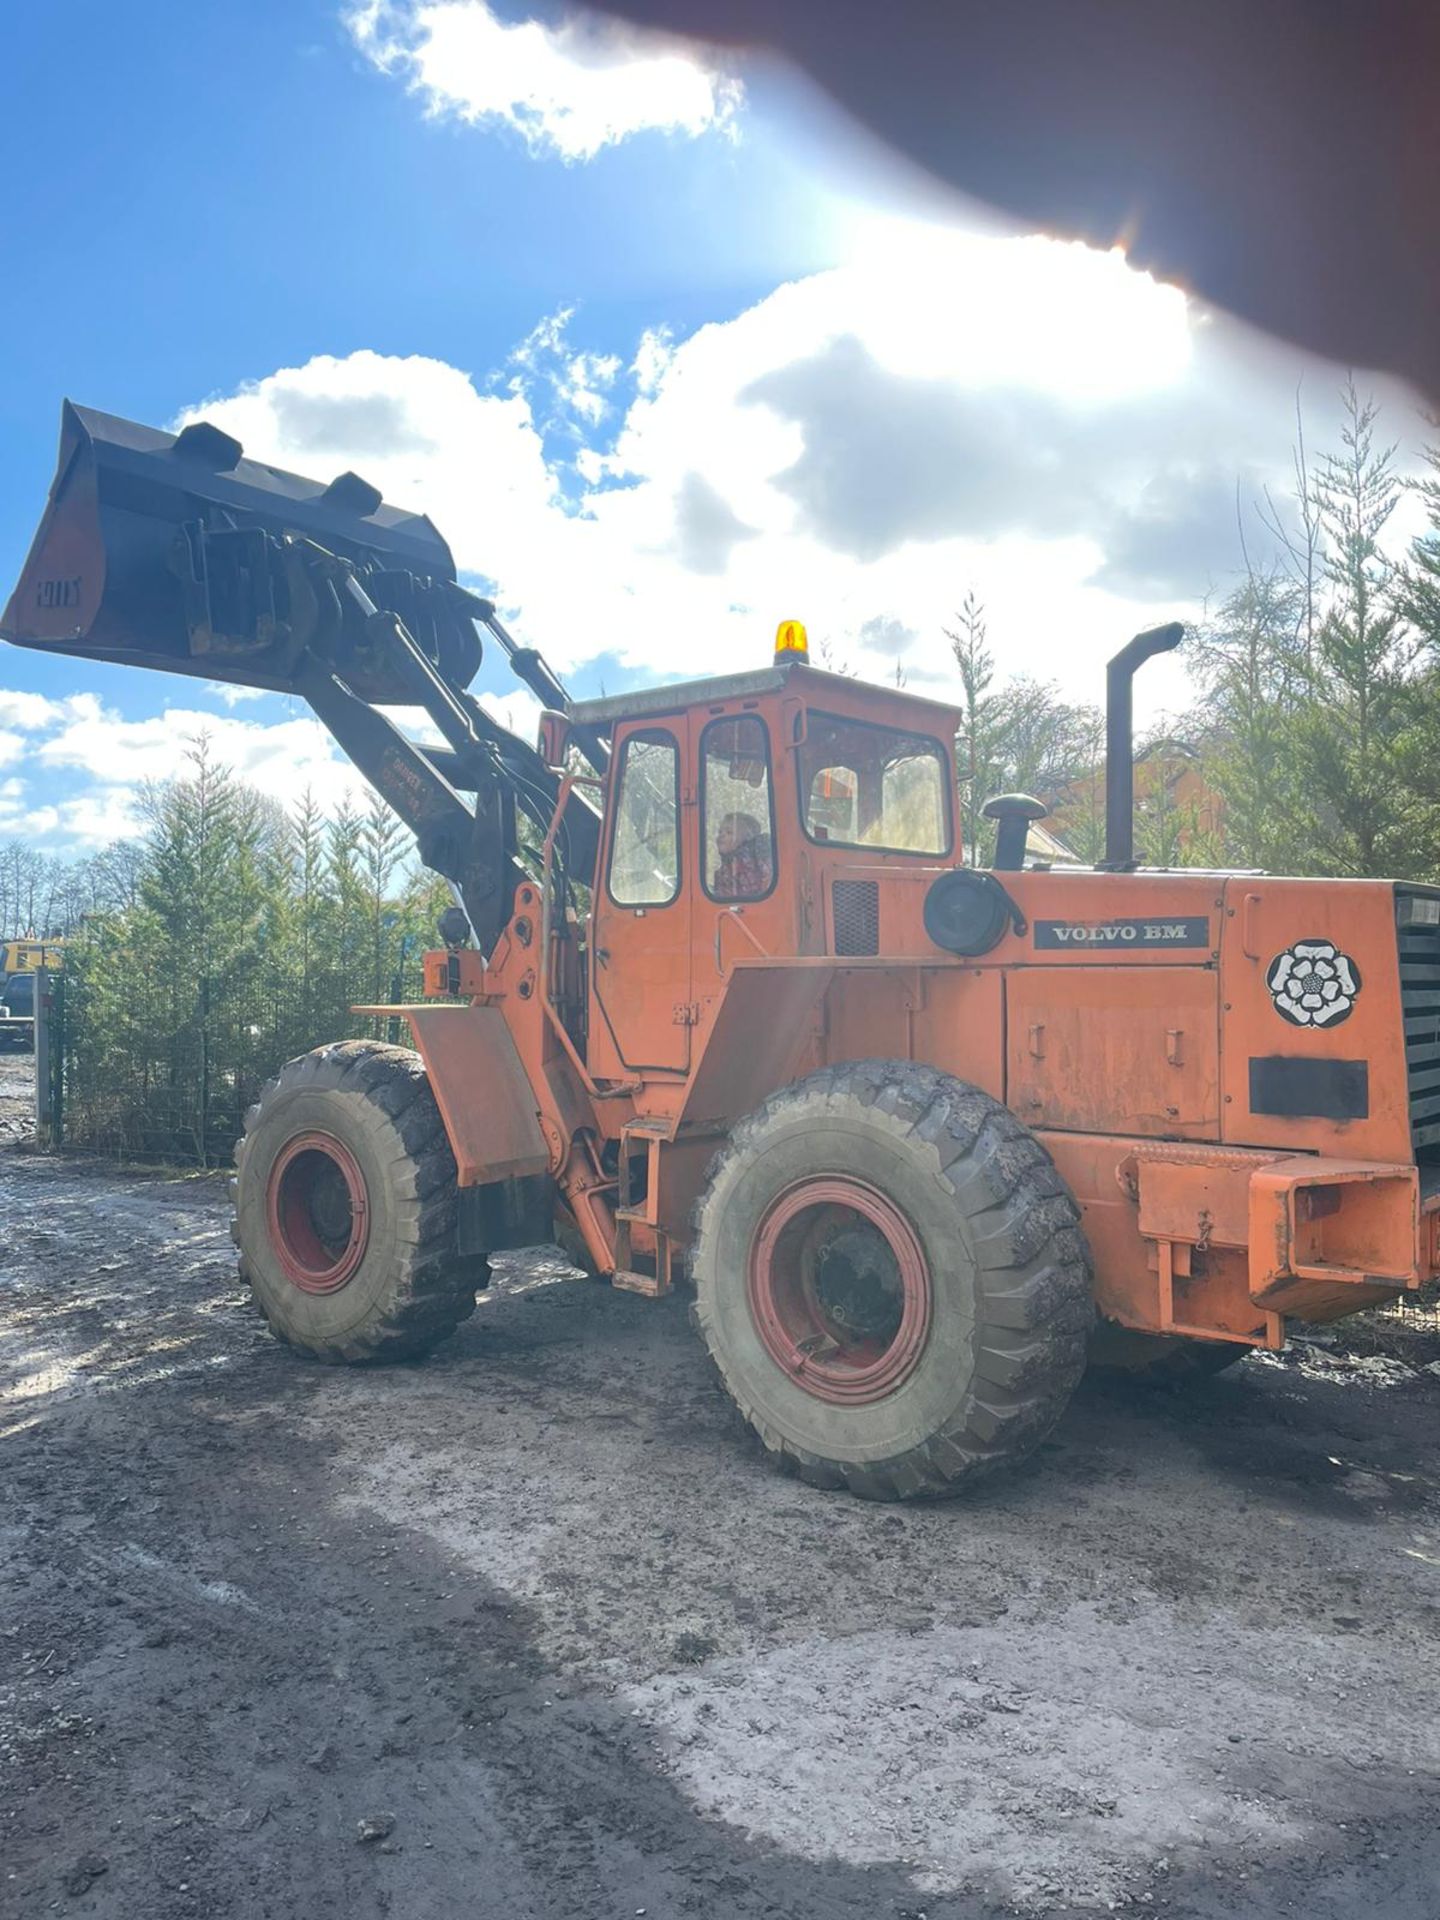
[4,1140,1440,1917]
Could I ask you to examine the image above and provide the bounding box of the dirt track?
[4,1053,1440,1920]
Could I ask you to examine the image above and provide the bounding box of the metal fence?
[50,964,416,1166]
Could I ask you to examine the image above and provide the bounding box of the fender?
[365,1003,549,1186]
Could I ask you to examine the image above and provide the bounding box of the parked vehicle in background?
[0,943,62,1054]
[1,938,64,977]
[0,967,35,1052]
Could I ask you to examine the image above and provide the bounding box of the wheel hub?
[266,1131,370,1294]
[812,1226,905,1341]
[747,1177,931,1404]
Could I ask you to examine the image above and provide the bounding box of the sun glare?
[838,212,1193,402]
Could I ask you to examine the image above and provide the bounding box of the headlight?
[923,869,1016,956]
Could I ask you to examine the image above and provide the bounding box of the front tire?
[233,1041,485,1364]
[691,1061,1094,1499]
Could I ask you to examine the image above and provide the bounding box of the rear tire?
[691,1061,1094,1499]
[233,1040,484,1364]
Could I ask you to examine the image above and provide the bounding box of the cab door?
[689,707,781,1021]
[590,722,692,1074]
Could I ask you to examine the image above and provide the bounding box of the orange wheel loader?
[6,402,1439,1498]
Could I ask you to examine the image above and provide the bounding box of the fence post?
[51,971,64,1147]
[198,973,210,1166]
[33,967,60,1144]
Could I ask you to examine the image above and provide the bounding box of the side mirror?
[537,709,572,770]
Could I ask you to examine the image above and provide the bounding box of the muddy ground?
[3,1050,1440,1920]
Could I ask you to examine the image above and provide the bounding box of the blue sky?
[1,2,835,673]
[0,0,1424,855]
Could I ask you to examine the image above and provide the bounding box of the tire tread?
[234,1041,479,1365]
[692,1059,1093,1499]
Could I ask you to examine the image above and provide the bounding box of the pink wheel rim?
[266,1131,370,1295]
[746,1176,932,1404]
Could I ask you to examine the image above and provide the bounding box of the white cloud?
[631,326,674,398]
[0,690,114,734]
[18,220,1415,864]
[479,688,543,744]
[510,308,623,432]
[0,690,64,731]
[0,674,545,860]
[346,0,742,160]
[178,230,1440,753]
[50,788,146,849]
[163,230,1246,710]
[0,778,27,832]
[36,706,372,817]
[379,691,542,751]
[203,682,272,707]
[176,349,558,583]
[0,701,384,854]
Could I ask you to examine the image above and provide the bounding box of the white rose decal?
[1266,939,1362,1028]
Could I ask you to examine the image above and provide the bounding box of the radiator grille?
[1397,890,1440,1152]
[832,879,880,957]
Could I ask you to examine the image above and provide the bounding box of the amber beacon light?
[774,619,808,663]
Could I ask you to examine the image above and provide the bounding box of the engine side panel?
[1217,876,1410,1162]
[1006,965,1218,1139]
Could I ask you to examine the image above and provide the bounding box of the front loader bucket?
[1,402,480,703]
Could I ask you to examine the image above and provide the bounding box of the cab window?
[702,715,776,901]
[799,712,951,855]
[609,729,680,906]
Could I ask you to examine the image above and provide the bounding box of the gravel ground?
[0,1051,36,1147]
[4,1049,1440,1920]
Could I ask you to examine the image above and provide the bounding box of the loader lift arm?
[0,402,603,953]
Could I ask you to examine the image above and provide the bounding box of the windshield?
[798,712,950,855]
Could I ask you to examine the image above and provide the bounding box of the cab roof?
[567,660,961,734]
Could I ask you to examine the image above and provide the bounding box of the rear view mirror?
[538,709,573,769]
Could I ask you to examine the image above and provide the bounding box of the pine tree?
[1287,383,1419,877]
[944,596,1112,865]
[1191,570,1307,871]
[1128,733,1225,868]
[946,592,1008,864]
[1400,429,1440,647]
[280,789,328,1059]
[138,738,276,1157]
[359,792,407,1005]
[326,798,369,1026]
[1255,389,1324,665]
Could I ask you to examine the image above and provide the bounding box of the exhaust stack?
[1103,622,1184,869]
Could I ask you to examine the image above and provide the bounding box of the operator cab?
[560,637,963,1079]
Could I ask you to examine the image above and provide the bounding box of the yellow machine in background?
[0,939,63,1052]
[1,939,65,975]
